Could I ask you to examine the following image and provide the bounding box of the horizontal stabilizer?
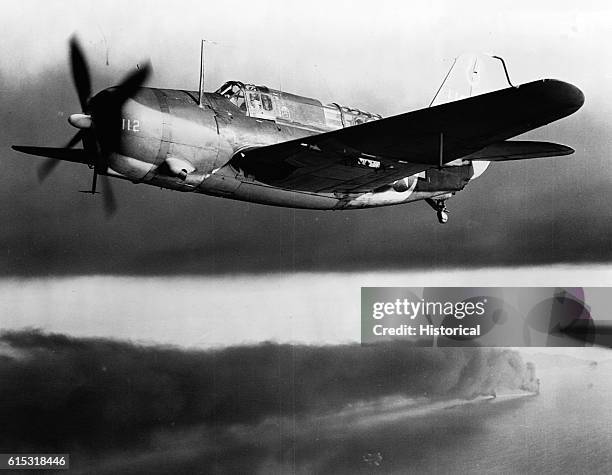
[466,141,574,162]
[12,146,92,165]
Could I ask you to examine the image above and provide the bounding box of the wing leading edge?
[11,146,91,164]
[232,79,584,193]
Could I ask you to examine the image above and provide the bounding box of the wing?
[465,141,574,161]
[11,146,91,164]
[231,79,583,193]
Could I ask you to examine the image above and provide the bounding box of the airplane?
[12,38,584,223]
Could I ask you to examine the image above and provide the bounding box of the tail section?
[430,53,514,107]
[431,53,515,179]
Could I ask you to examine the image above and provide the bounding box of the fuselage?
[101,83,474,209]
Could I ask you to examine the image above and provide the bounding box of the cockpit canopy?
[215,81,382,131]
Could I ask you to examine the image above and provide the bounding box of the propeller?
[37,129,85,182]
[38,36,94,184]
[40,35,150,216]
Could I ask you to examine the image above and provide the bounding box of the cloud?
[0,330,536,473]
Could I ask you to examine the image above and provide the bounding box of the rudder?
[430,53,514,107]
[430,53,515,179]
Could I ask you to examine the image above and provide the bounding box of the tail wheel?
[437,210,449,224]
[425,198,450,224]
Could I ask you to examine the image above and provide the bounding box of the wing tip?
[558,143,575,156]
[538,79,585,112]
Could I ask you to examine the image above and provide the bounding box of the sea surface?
[312,362,612,474]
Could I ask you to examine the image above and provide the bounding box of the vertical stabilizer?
[430,53,514,179]
[430,54,514,107]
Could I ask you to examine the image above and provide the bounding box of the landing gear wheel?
[437,210,449,224]
[426,198,450,224]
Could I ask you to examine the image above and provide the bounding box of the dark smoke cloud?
[1,62,612,277]
[0,330,536,473]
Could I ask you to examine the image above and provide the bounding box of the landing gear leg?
[425,198,449,224]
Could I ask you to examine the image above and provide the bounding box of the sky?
[1,0,611,277]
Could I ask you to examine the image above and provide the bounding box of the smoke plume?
[0,330,536,473]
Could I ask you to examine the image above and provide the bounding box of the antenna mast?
[198,39,205,107]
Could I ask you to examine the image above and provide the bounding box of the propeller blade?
[37,131,85,182]
[37,159,60,182]
[65,129,85,148]
[65,36,117,216]
[69,36,92,111]
[90,62,150,154]
[91,169,98,194]
[114,62,151,103]
[101,175,117,216]
[78,171,117,215]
